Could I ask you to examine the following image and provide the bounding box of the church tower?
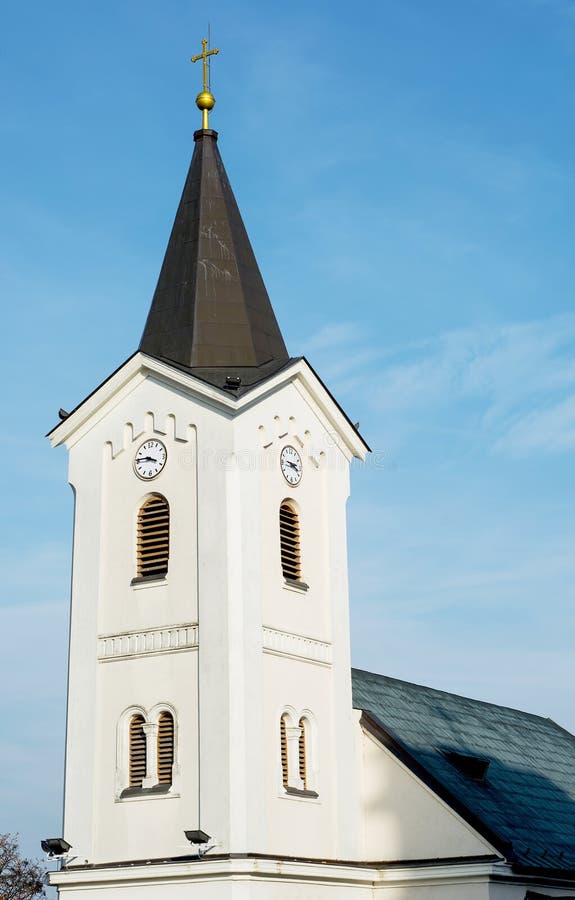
[49,43,368,896]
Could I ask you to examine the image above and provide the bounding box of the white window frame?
[116,702,180,801]
[277,705,319,800]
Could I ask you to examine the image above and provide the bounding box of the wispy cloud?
[495,393,575,454]
[348,492,575,726]
[306,312,575,457]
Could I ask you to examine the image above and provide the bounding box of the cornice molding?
[98,624,198,662]
[262,627,332,666]
[50,855,512,890]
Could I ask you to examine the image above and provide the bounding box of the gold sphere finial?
[191,37,220,129]
[196,91,215,112]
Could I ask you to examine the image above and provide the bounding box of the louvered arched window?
[279,501,301,581]
[157,711,174,786]
[280,714,289,786]
[137,495,169,579]
[129,714,147,787]
[279,712,317,797]
[298,717,308,790]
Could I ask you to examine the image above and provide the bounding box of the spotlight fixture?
[41,838,71,857]
[184,829,211,845]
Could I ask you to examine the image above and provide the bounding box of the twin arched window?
[279,501,301,581]
[137,495,170,579]
[280,711,316,796]
[126,710,175,792]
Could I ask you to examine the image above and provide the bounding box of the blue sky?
[1,0,575,871]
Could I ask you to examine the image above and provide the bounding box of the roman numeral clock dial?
[280,445,303,486]
[133,440,167,480]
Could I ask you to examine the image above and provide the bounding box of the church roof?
[139,128,291,390]
[352,668,575,876]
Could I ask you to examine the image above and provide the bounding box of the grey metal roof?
[139,128,289,387]
[352,668,575,875]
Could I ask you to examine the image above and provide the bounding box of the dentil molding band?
[98,624,330,666]
[98,624,198,661]
[262,627,332,666]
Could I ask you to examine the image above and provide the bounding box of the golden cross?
[191,37,219,94]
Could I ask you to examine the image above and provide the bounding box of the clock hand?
[139,456,158,463]
[286,460,300,470]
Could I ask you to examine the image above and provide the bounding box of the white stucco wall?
[234,381,361,860]
[489,883,575,899]
[54,356,366,870]
[62,370,230,864]
[94,651,199,863]
[358,721,495,861]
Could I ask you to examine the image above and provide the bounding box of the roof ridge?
[544,716,575,748]
[351,667,557,726]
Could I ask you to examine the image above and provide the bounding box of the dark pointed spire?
[139,129,290,389]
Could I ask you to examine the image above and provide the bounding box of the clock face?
[280,445,302,486]
[134,440,167,480]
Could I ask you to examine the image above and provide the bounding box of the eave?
[48,352,369,460]
[49,851,512,891]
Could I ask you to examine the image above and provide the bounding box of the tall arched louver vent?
[279,501,301,581]
[137,495,170,579]
[129,715,146,787]
[280,715,289,786]
[298,717,308,790]
[157,712,174,786]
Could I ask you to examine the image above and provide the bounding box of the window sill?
[118,784,178,802]
[131,575,167,590]
[283,786,319,799]
[283,579,309,594]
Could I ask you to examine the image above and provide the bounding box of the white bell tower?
[48,72,368,898]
